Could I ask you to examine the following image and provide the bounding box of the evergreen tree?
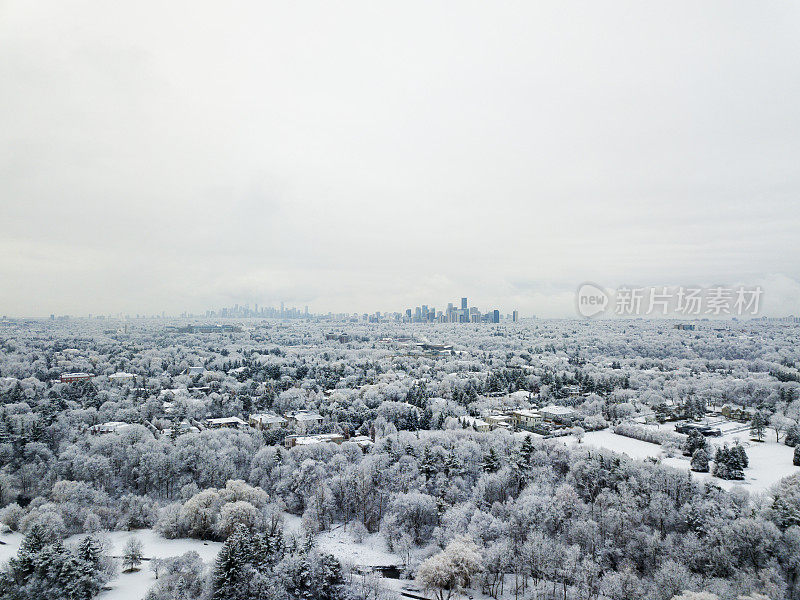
[690,448,709,472]
[684,429,708,457]
[419,447,437,480]
[750,411,767,441]
[785,424,800,447]
[794,445,800,466]
[520,435,535,464]
[482,447,501,473]
[419,408,433,430]
[732,442,749,468]
[211,526,250,600]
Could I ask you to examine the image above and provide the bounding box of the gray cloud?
[1,1,799,317]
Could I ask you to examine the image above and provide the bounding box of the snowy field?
[565,420,800,494]
[0,531,23,565]
[662,441,799,493]
[317,525,399,568]
[566,429,664,460]
[283,513,399,568]
[0,529,221,600]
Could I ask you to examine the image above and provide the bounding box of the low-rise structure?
[89,421,131,434]
[205,416,247,429]
[284,433,344,448]
[61,372,93,383]
[484,413,515,429]
[108,372,135,383]
[347,435,374,452]
[286,410,324,433]
[540,405,577,423]
[508,409,543,429]
[460,416,490,432]
[249,413,288,430]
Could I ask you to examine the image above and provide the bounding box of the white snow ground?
[0,529,222,600]
[564,420,800,494]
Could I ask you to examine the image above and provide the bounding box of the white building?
[508,409,543,428]
[109,372,135,383]
[540,405,577,422]
[89,421,131,434]
[460,416,490,432]
[249,413,288,430]
[205,416,247,429]
[284,432,344,448]
[286,411,324,433]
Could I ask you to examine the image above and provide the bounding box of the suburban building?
[108,372,135,383]
[205,416,247,429]
[89,421,131,434]
[249,413,288,430]
[508,409,543,428]
[347,435,374,452]
[484,413,515,429]
[285,410,324,433]
[61,372,93,383]
[284,433,344,448]
[540,405,577,423]
[721,404,757,422]
[460,416,490,432]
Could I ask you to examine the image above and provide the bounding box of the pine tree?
[690,448,709,472]
[732,442,749,468]
[520,435,535,464]
[684,429,707,457]
[794,445,800,466]
[420,408,433,430]
[211,526,250,600]
[444,451,462,477]
[750,411,767,441]
[482,447,501,473]
[419,447,437,480]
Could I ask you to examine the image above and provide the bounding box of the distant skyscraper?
[512,310,519,322]
[461,297,468,310]
[492,309,500,323]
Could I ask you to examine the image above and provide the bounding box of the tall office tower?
[461,297,468,310]
[512,310,519,322]
[492,309,500,323]
[280,301,284,317]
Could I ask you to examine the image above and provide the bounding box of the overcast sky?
[2,1,799,318]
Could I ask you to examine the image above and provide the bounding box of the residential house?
[249,413,288,431]
[460,416,490,432]
[89,421,131,435]
[205,416,247,429]
[284,433,344,449]
[540,405,577,424]
[508,409,543,429]
[285,411,324,433]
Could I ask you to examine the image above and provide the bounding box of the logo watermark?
[576,284,763,318]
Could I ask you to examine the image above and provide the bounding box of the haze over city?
[2,1,800,317]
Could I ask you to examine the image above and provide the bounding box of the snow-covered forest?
[1,318,799,600]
